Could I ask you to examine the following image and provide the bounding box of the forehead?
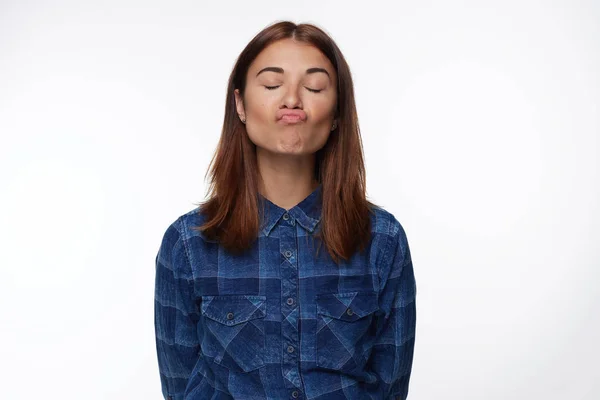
[249,38,335,76]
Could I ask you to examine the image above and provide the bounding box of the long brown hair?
[193,20,379,264]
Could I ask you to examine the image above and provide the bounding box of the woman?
[154,20,417,400]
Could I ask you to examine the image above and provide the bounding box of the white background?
[1,0,598,399]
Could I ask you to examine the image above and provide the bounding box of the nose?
[281,82,303,109]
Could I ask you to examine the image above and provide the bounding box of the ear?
[234,89,245,120]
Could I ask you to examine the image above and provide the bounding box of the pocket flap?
[201,295,266,326]
[316,291,378,321]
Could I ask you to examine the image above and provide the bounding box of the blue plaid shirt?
[154,184,416,399]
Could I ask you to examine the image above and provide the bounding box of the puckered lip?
[276,109,307,121]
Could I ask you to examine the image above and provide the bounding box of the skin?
[234,38,338,210]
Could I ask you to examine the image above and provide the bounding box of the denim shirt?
[154,184,416,400]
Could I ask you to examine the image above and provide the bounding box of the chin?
[273,147,307,155]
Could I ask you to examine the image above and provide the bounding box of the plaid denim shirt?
[154,184,416,399]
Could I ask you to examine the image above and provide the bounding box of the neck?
[256,149,319,210]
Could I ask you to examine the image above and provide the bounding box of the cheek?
[246,101,272,124]
[313,96,337,119]
[243,88,272,120]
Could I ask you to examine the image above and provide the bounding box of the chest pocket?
[200,294,267,373]
[315,291,379,371]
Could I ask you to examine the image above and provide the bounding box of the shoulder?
[156,206,213,276]
[157,206,213,259]
[368,204,410,265]
[369,204,407,240]
[162,205,215,243]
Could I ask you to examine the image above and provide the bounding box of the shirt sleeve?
[154,218,201,400]
[367,218,417,400]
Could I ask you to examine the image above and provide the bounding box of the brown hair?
[193,20,379,264]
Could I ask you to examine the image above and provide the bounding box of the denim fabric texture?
[154,184,416,400]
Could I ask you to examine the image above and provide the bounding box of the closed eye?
[264,85,322,93]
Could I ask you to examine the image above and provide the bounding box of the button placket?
[279,209,302,393]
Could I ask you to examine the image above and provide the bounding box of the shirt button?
[286,297,294,306]
[226,312,234,320]
[283,213,289,220]
[284,250,292,258]
[287,345,295,353]
[292,390,299,398]
[346,308,354,316]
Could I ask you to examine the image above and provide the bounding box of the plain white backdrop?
[1,0,598,399]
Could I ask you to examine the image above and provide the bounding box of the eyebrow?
[255,66,330,80]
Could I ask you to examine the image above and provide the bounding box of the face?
[234,38,338,157]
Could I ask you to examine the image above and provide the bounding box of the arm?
[368,219,417,400]
[154,218,201,400]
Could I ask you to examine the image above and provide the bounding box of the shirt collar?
[258,184,323,236]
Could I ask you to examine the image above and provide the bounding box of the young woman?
[154,20,417,400]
